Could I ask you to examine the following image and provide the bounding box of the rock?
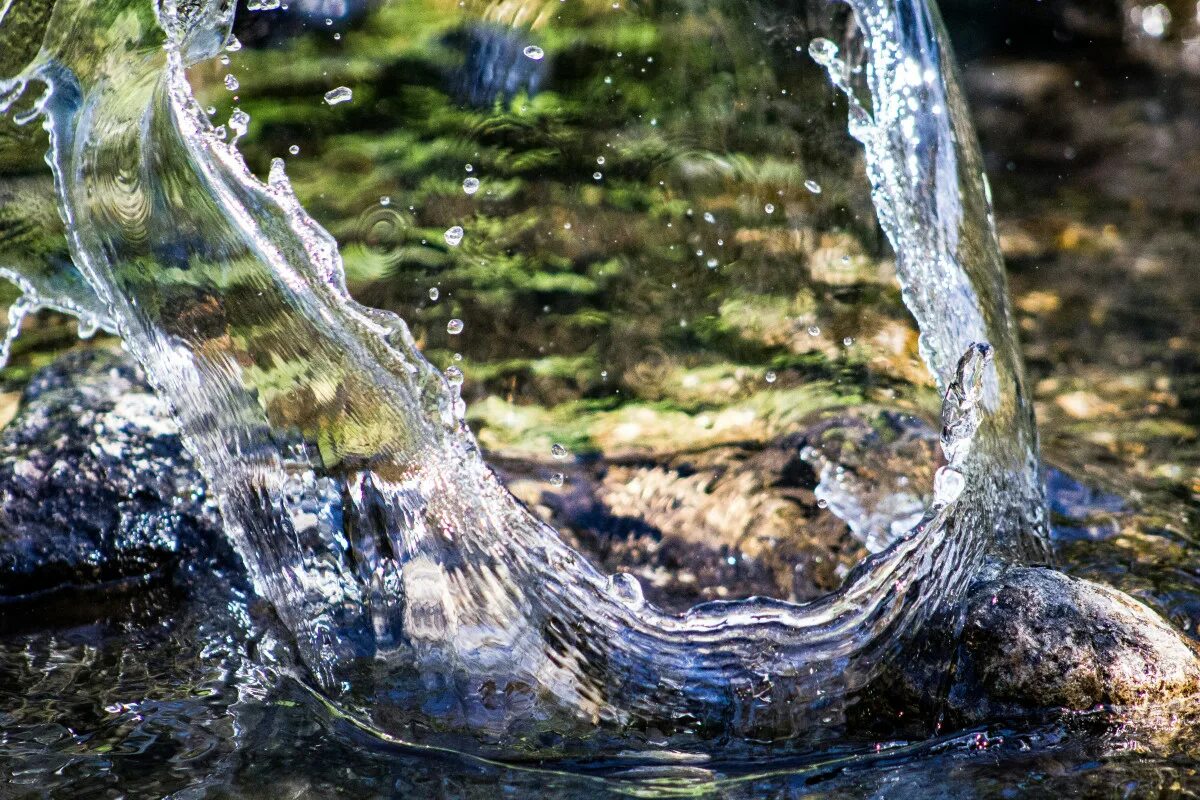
[944,567,1200,721]
[0,348,221,601]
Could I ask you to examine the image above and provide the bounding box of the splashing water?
[0,0,1047,761]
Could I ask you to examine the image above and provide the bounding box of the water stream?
[1,0,1052,769]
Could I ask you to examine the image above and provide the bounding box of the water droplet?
[324,86,353,105]
[593,172,603,181]
[608,572,645,608]
[225,35,242,52]
[808,37,838,65]
[445,365,464,386]
[804,179,822,194]
[224,74,240,91]
[596,156,606,165]
[523,45,545,61]
[706,258,719,268]
[444,226,464,246]
[551,443,568,459]
[446,319,464,335]
[765,203,775,214]
[380,196,391,206]
[817,498,829,509]
[428,287,439,301]
[807,325,821,337]
[765,371,777,384]
[703,211,715,223]
[464,163,474,173]
[549,472,565,487]
[463,177,480,195]
[933,466,966,505]
[288,144,300,155]
[843,336,854,347]
[229,107,250,143]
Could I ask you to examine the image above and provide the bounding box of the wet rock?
[0,348,221,601]
[939,567,1200,722]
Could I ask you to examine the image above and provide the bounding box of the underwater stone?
[0,349,221,600]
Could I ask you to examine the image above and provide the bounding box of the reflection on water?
[0,0,1199,795]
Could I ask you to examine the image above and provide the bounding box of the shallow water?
[2,0,1200,796]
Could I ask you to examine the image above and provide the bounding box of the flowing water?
[1,0,1200,796]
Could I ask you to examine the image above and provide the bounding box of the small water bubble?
[607,572,645,608]
[765,371,777,384]
[933,466,966,505]
[804,179,822,194]
[446,318,464,335]
[288,144,300,155]
[549,472,565,487]
[428,287,439,301]
[523,45,545,61]
[551,443,568,460]
[324,86,353,105]
[765,203,776,214]
[808,37,838,65]
[463,177,480,195]
[445,365,464,386]
[224,74,240,91]
[444,226,464,246]
[807,325,821,336]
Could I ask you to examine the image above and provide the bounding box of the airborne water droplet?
[324,86,353,105]
[444,226,464,246]
[765,203,775,214]
[808,325,821,336]
[463,177,480,195]
[445,365,464,386]
[523,45,545,61]
[765,371,777,384]
[551,443,568,459]
[224,74,239,91]
[805,179,822,194]
[446,318,464,335]
[288,144,300,155]
[428,287,439,301]
[549,472,565,487]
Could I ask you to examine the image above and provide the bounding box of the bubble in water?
[933,466,966,505]
[246,0,281,9]
[551,443,568,459]
[804,179,822,194]
[224,74,239,91]
[324,86,353,105]
[444,226,464,247]
[445,365,464,386]
[463,177,480,195]
[428,287,439,301]
[765,371,777,384]
[808,325,821,336]
[446,318,464,335]
[523,45,545,61]
[765,203,776,214]
[288,144,300,155]
[549,472,565,487]
[807,37,838,65]
[607,572,645,608]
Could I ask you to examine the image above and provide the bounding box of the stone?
[0,348,221,601]
[942,567,1200,721]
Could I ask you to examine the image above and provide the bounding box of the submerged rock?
[0,348,221,601]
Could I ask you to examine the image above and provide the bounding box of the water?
[2,0,1200,795]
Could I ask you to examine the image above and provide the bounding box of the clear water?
[1,0,1200,796]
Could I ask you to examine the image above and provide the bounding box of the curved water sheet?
[0,0,1047,761]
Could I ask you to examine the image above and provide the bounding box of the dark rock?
[0,348,221,601]
[945,567,1200,720]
